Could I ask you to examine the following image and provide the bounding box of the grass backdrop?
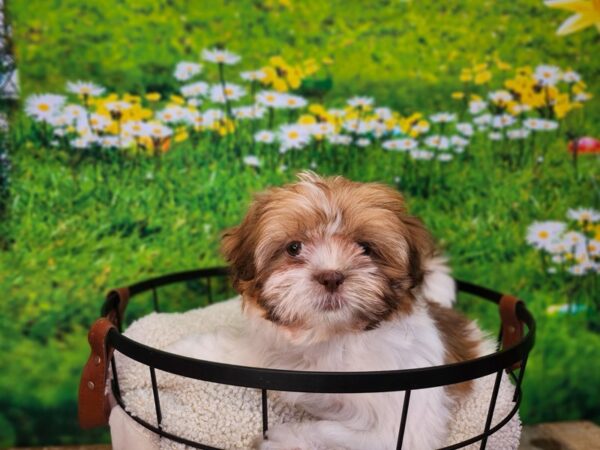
[2,0,600,446]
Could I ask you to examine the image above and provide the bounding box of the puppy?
[171,172,490,449]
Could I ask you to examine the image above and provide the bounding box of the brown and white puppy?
[171,172,489,449]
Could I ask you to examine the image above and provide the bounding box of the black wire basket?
[78,267,535,450]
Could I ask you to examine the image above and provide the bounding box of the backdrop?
[1,0,599,446]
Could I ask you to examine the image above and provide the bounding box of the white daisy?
[412,121,430,134]
[256,90,287,108]
[473,113,492,126]
[374,107,393,121]
[534,65,561,87]
[437,153,454,162]
[456,122,474,137]
[540,120,559,131]
[254,130,275,144]
[347,96,374,108]
[561,231,587,248]
[430,112,457,123]
[281,93,308,109]
[488,90,513,105]
[328,134,353,146]
[187,98,202,108]
[410,149,435,160]
[201,48,241,65]
[371,121,389,138]
[310,122,335,137]
[240,70,267,82]
[174,62,203,81]
[71,135,98,149]
[507,128,530,140]
[587,240,600,256]
[143,122,173,139]
[567,262,593,276]
[567,208,600,223]
[327,108,347,118]
[492,114,516,129]
[356,138,371,147]
[425,135,450,150]
[105,100,132,115]
[156,105,190,124]
[243,155,261,168]
[25,94,66,121]
[510,104,531,115]
[88,113,112,131]
[233,105,266,120]
[62,104,88,123]
[526,221,566,251]
[121,120,147,137]
[210,83,246,103]
[66,80,105,97]
[342,119,374,134]
[279,124,311,152]
[450,135,469,148]
[574,92,592,102]
[488,131,503,141]
[382,138,418,152]
[469,100,488,115]
[180,81,209,98]
[202,109,225,127]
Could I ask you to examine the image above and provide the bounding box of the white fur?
[167,284,479,450]
[420,256,456,308]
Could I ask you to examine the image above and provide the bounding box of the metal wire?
[103,268,535,450]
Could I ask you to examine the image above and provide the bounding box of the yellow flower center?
[266,95,275,102]
[538,231,549,239]
[288,131,299,139]
[225,88,233,96]
[38,103,50,112]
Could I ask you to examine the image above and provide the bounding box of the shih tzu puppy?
[170,172,490,449]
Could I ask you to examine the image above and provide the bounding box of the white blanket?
[109,298,521,449]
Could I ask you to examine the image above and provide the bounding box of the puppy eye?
[358,241,372,255]
[286,241,302,256]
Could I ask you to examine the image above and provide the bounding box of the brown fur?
[428,302,480,396]
[221,173,437,330]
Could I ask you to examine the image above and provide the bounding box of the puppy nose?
[315,271,345,292]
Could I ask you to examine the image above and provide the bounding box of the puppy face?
[222,172,434,341]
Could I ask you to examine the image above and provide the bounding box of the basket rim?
[105,267,535,393]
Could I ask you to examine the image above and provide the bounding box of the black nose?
[314,271,345,292]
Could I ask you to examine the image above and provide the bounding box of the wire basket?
[78,267,535,450]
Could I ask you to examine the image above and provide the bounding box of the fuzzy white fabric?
[109,298,521,450]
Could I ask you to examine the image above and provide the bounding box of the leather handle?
[104,287,130,330]
[499,294,524,370]
[78,318,116,428]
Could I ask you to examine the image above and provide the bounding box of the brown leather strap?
[105,287,130,329]
[78,318,116,428]
[499,294,524,369]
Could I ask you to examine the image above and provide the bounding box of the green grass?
[2,0,600,446]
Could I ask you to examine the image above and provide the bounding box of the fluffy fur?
[168,172,489,450]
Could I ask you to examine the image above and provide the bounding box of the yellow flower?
[451,92,465,100]
[459,69,473,82]
[174,131,189,143]
[170,95,185,105]
[146,92,161,102]
[545,0,600,35]
[495,59,512,71]
[298,114,316,125]
[474,70,492,85]
[322,56,334,65]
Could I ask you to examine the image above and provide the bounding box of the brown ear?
[221,198,264,291]
[400,214,436,289]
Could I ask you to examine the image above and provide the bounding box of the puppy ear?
[400,214,436,289]
[221,199,264,291]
